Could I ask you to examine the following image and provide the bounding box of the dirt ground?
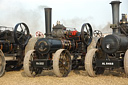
[0,68,128,85]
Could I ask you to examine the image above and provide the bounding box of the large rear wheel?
[53,49,72,77]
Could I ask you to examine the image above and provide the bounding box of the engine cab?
[52,21,81,42]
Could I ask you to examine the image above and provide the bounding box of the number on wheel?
[53,49,72,77]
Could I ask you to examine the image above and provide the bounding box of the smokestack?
[44,8,52,37]
[110,1,121,34]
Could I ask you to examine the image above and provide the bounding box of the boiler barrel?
[34,38,76,54]
[101,34,128,54]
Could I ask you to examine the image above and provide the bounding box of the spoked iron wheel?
[23,50,42,77]
[94,30,102,37]
[81,23,93,46]
[53,49,72,77]
[14,23,30,47]
[0,50,6,77]
[85,48,104,77]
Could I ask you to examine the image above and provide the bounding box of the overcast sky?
[0,0,127,34]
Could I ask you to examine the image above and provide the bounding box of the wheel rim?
[124,50,128,75]
[24,50,42,77]
[14,23,30,47]
[81,23,93,46]
[53,49,72,77]
[85,48,97,77]
[0,50,6,77]
[85,48,105,77]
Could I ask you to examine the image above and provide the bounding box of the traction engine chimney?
[110,1,121,34]
[44,8,52,37]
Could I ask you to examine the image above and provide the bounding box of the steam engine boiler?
[24,8,93,77]
[85,1,128,77]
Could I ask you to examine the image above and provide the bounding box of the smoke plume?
[60,17,96,31]
[0,0,47,35]
[101,22,112,34]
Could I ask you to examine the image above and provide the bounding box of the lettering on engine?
[102,62,114,65]
[36,62,44,65]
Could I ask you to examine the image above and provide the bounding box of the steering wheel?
[81,23,93,46]
[14,23,31,47]
[94,30,102,37]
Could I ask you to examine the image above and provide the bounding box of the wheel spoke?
[85,25,89,33]
[65,55,70,62]
[64,66,69,72]
[18,34,24,40]
[60,64,69,75]
[62,53,67,61]
[17,25,26,44]
[59,54,69,73]
[20,24,24,32]
[62,64,68,70]
[59,58,63,62]
[23,29,26,34]
[59,60,63,67]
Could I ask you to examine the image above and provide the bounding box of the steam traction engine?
[23,8,93,77]
[0,23,30,77]
[85,1,128,77]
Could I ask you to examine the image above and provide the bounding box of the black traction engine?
[85,1,128,77]
[23,8,93,77]
[0,23,31,77]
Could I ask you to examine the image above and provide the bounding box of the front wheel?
[23,50,42,77]
[124,50,128,75]
[53,49,72,77]
[0,50,6,77]
[85,48,104,77]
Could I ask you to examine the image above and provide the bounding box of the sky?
[0,0,127,34]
